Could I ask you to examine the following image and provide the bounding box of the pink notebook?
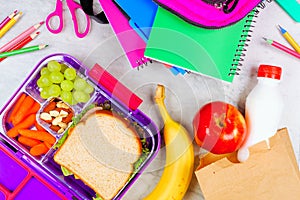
[98,0,150,68]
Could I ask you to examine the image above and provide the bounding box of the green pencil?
[0,44,48,58]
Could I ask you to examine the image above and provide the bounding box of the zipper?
[202,0,239,13]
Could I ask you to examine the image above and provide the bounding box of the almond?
[43,101,56,113]
[52,116,63,126]
[49,110,60,117]
[50,125,60,132]
[58,122,67,129]
[62,112,73,123]
[40,112,52,122]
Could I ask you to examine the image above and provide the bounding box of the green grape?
[47,60,62,72]
[40,87,50,99]
[60,91,73,105]
[73,78,87,91]
[64,68,77,81]
[60,80,74,91]
[60,64,68,73]
[48,84,61,97]
[73,90,89,103]
[37,75,52,87]
[40,67,50,76]
[71,97,78,105]
[49,71,64,84]
[84,83,94,94]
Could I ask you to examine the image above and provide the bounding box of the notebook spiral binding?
[136,57,153,70]
[228,0,273,76]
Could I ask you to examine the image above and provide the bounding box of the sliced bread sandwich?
[54,110,142,199]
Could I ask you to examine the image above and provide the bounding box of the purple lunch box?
[0,53,161,200]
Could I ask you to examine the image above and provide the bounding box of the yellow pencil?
[0,12,22,38]
[278,25,300,53]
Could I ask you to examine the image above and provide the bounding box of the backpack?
[152,0,262,28]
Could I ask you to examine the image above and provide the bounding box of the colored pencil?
[0,44,48,58]
[0,10,18,30]
[0,21,44,53]
[0,12,22,38]
[278,25,300,53]
[0,32,40,62]
[263,37,300,59]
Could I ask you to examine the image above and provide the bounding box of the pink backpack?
[154,0,263,28]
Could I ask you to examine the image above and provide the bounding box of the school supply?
[98,0,150,68]
[0,10,18,30]
[112,0,186,75]
[0,12,22,38]
[263,37,300,59]
[0,44,48,59]
[278,25,300,53]
[144,7,256,82]
[0,22,44,53]
[275,0,300,22]
[153,0,262,28]
[46,0,91,38]
[0,32,40,62]
[113,0,157,42]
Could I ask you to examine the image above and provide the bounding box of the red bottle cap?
[257,65,282,80]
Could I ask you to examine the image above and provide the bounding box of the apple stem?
[155,85,172,124]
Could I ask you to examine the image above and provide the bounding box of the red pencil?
[0,32,40,62]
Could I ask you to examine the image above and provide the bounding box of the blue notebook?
[113,0,157,42]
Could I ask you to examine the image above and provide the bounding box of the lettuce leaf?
[61,166,73,176]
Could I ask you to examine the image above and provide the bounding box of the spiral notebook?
[144,7,257,83]
[98,0,150,68]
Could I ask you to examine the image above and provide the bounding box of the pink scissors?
[46,0,91,38]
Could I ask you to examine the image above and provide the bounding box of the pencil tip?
[36,31,40,34]
[40,21,45,25]
[262,37,267,41]
[277,24,285,33]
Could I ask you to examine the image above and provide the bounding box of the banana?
[143,84,194,200]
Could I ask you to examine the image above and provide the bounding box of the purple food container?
[0,53,161,200]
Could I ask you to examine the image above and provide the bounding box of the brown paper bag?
[195,128,300,200]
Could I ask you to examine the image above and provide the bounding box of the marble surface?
[1,1,300,199]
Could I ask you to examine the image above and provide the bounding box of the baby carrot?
[18,136,41,147]
[18,129,56,144]
[34,121,46,131]
[30,143,49,156]
[8,93,27,123]
[27,101,41,115]
[7,114,36,138]
[12,95,35,126]
[44,141,52,149]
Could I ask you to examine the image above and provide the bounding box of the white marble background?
[0,1,300,199]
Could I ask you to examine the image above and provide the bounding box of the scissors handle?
[67,0,91,38]
[46,0,64,34]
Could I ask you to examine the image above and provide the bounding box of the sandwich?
[54,109,142,199]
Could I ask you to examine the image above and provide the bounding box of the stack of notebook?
[99,0,257,82]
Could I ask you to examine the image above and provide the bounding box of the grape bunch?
[37,60,94,105]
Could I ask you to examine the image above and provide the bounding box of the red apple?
[193,101,248,154]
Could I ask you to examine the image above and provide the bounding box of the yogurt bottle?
[237,65,283,162]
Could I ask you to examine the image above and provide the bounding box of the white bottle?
[237,65,283,162]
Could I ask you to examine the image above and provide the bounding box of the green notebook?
[144,7,255,82]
